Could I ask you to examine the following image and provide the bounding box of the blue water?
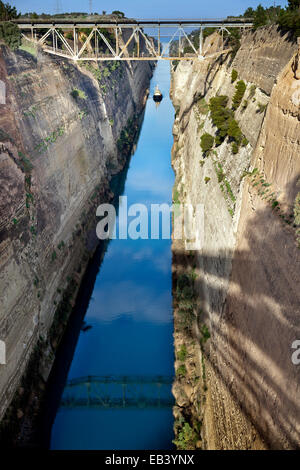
[50,60,175,450]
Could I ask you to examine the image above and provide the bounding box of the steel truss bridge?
[16,18,253,61]
[60,375,174,409]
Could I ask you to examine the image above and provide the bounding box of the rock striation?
[0,43,153,431]
[171,26,300,449]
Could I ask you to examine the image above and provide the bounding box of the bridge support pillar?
[199,26,203,57]
[158,24,160,56]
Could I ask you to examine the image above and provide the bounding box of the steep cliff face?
[0,44,153,427]
[171,27,299,449]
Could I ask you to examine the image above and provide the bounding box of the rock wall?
[0,44,153,426]
[171,27,300,449]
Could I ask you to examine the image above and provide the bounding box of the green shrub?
[18,151,33,172]
[209,95,233,143]
[200,133,214,154]
[70,88,87,100]
[176,364,187,378]
[215,163,225,183]
[173,189,180,205]
[173,422,198,450]
[225,180,236,202]
[0,21,21,49]
[228,118,242,144]
[231,142,239,154]
[257,102,267,114]
[231,69,238,83]
[232,80,246,110]
[200,324,211,343]
[204,176,211,184]
[177,344,187,362]
[112,10,125,18]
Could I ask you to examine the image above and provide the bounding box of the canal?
[48,59,175,450]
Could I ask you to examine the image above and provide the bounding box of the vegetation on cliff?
[208,95,246,151]
[244,1,300,38]
[232,80,246,110]
[173,264,210,450]
[0,0,17,20]
[0,1,20,49]
[200,133,214,155]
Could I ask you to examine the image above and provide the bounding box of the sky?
[13,0,288,18]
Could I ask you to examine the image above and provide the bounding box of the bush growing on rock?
[70,88,87,100]
[177,344,187,362]
[173,422,198,450]
[176,364,187,378]
[257,102,267,113]
[0,21,21,49]
[231,69,238,83]
[209,95,233,143]
[227,118,242,144]
[200,133,214,154]
[0,1,20,49]
[231,142,239,154]
[232,80,246,110]
[209,93,247,152]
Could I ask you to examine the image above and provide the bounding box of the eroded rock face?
[0,45,153,422]
[171,27,300,449]
[232,26,297,95]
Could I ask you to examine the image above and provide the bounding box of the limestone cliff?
[171,27,300,449]
[0,43,153,434]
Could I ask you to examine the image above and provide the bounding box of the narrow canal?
[48,60,175,450]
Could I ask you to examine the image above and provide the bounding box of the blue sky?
[13,0,288,18]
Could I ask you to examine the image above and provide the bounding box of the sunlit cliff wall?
[171,26,300,449]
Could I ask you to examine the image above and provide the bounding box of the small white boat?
[153,85,163,102]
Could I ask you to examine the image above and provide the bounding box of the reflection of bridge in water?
[60,375,174,409]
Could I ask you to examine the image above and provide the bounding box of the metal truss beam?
[17,20,253,62]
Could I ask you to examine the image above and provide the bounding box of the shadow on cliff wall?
[173,175,300,449]
[38,156,133,449]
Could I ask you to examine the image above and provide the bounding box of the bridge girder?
[17,19,253,61]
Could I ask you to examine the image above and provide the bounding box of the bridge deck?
[16,18,253,29]
[17,18,253,61]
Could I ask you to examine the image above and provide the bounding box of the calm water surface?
[50,60,175,450]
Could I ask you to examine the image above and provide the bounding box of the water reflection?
[50,58,175,450]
